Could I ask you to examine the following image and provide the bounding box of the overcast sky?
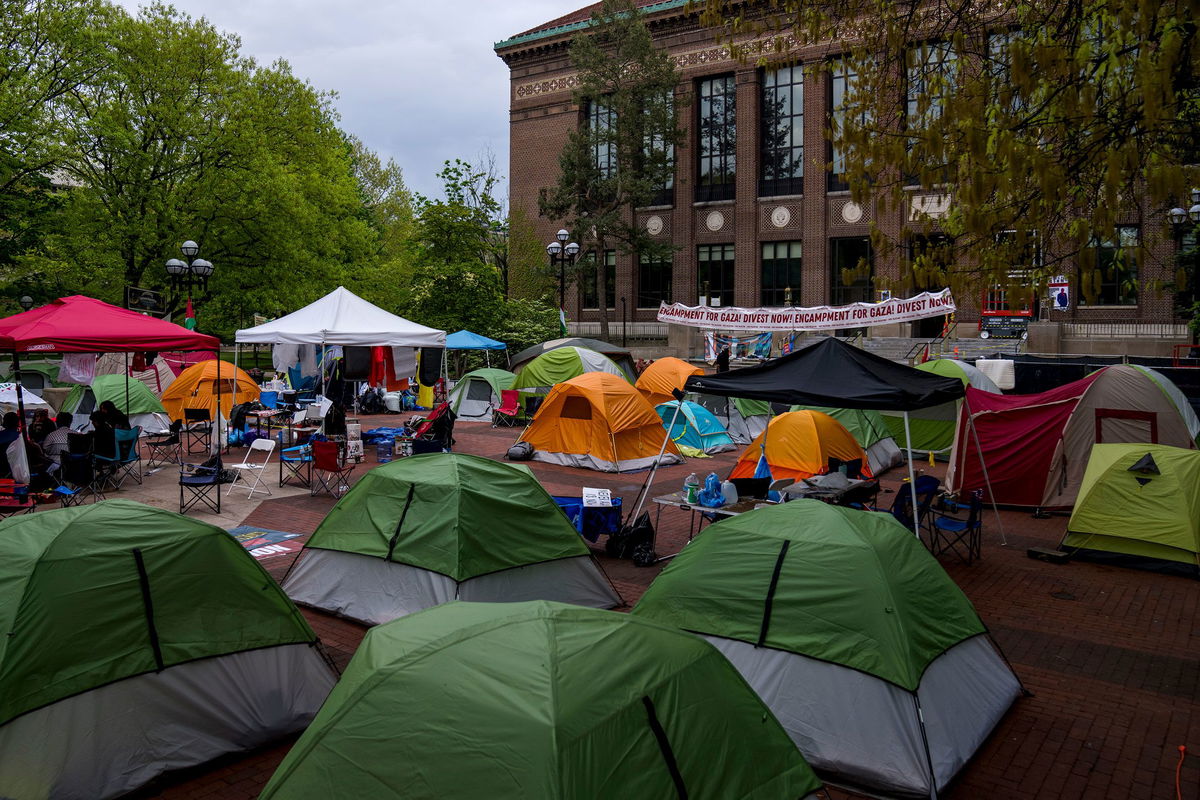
[113,1,574,199]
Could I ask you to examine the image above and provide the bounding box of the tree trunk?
[594,235,610,342]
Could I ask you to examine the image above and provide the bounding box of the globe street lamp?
[546,229,580,309]
[1167,188,1200,345]
[165,239,215,298]
[18,296,34,311]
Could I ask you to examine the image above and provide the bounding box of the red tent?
[947,373,1101,506]
[0,295,218,353]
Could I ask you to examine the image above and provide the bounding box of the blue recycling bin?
[552,496,623,543]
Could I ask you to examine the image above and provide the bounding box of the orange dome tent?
[160,360,259,423]
[518,372,683,472]
[635,357,704,407]
[730,410,873,482]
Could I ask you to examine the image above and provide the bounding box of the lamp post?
[165,239,215,301]
[545,229,580,309]
[620,296,628,347]
[1167,188,1200,345]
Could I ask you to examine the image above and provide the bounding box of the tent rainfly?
[655,400,736,455]
[259,601,824,800]
[792,405,905,474]
[636,357,703,407]
[282,454,621,624]
[511,347,630,396]
[447,368,516,422]
[881,359,1002,455]
[729,410,873,482]
[509,337,636,379]
[633,500,1023,799]
[0,501,336,800]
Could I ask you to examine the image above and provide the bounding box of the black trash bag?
[506,441,534,461]
[606,511,655,562]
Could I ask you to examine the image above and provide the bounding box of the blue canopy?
[445,330,506,350]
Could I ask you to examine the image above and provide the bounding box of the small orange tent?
[635,357,704,407]
[160,360,259,422]
[730,410,872,481]
[518,372,683,472]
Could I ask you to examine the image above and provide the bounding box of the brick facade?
[496,3,1185,338]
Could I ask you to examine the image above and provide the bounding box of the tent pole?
[964,395,1008,546]
[215,349,222,457]
[233,342,239,409]
[627,398,685,525]
[12,350,26,434]
[124,352,129,414]
[903,411,921,539]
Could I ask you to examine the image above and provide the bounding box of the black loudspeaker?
[418,348,443,386]
[343,347,372,380]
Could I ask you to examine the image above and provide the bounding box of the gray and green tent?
[881,359,1001,456]
[62,374,171,433]
[1062,443,1200,571]
[260,601,823,799]
[0,500,335,800]
[448,367,515,421]
[511,346,630,396]
[282,453,620,624]
[791,405,905,474]
[633,500,1021,799]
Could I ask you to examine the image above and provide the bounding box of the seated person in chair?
[0,413,22,479]
[87,412,117,460]
[98,400,131,431]
[28,409,55,443]
[42,412,74,471]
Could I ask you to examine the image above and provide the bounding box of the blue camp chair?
[929,489,984,564]
[94,426,142,489]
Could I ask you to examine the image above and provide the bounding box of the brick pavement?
[135,414,1200,800]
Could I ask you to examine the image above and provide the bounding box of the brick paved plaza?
[131,415,1199,800]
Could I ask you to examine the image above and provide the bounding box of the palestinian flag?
[558,308,568,337]
[183,298,197,330]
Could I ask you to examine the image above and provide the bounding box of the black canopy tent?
[685,337,969,537]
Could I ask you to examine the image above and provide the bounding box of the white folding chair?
[226,438,276,498]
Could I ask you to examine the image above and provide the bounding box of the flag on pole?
[558,308,568,337]
[183,298,197,330]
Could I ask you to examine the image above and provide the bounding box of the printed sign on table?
[582,488,613,507]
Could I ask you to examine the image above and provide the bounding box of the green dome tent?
[282,454,620,624]
[448,367,515,422]
[260,601,823,800]
[791,405,905,474]
[62,374,171,433]
[511,346,630,396]
[882,359,1001,455]
[1062,443,1200,572]
[0,500,335,800]
[633,500,1021,799]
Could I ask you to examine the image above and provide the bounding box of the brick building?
[495,1,1191,355]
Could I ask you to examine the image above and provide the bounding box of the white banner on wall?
[656,289,957,332]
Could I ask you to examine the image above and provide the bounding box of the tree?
[540,0,683,341]
[695,0,1200,308]
[506,206,556,299]
[344,134,418,313]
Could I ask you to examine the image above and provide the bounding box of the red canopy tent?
[0,295,220,430]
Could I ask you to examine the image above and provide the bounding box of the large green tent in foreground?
[1062,443,1200,570]
[634,500,1022,799]
[282,453,620,624]
[0,501,335,800]
[260,601,823,799]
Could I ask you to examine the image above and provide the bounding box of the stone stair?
[858,336,1023,364]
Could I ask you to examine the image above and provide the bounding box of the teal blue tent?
[656,400,736,455]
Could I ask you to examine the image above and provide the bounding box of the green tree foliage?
[506,206,555,299]
[344,134,418,312]
[540,0,683,340]
[696,0,1199,308]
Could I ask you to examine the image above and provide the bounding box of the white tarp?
[0,382,51,414]
[0,643,335,800]
[284,548,620,626]
[706,634,1021,798]
[235,286,445,347]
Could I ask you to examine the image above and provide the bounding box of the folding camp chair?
[492,390,520,428]
[226,438,276,498]
[144,419,183,469]
[183,408,213,454]
[929,489,984,564]
[94,427,142,489]
[60,434,105,503]
[310,440,355,498]
[886,474,940,535]
[180,459,222,514]
[279,444,313,488]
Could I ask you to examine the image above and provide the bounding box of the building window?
[760,65,803,197]
[905,41,956,185]
[698,244,735,307]
[638,253,673,308]
[587,102,616,178]
[1080,226,1139,306]
[644,92,675,206]
[697,75,736,202]
[828,58,866,192]
[761,241,802,306]
[581,250,616,310]
[829,237,873,305]
[987,31,1026,115]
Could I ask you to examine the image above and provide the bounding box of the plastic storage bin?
[552,496,623,543]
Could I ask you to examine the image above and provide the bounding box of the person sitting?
[28,408,55,443]
[0,412,21,479]
[98,400,131,430]
[88,411,117,460]
[42,411,74,470]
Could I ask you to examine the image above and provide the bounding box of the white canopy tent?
[235,287,445,397]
